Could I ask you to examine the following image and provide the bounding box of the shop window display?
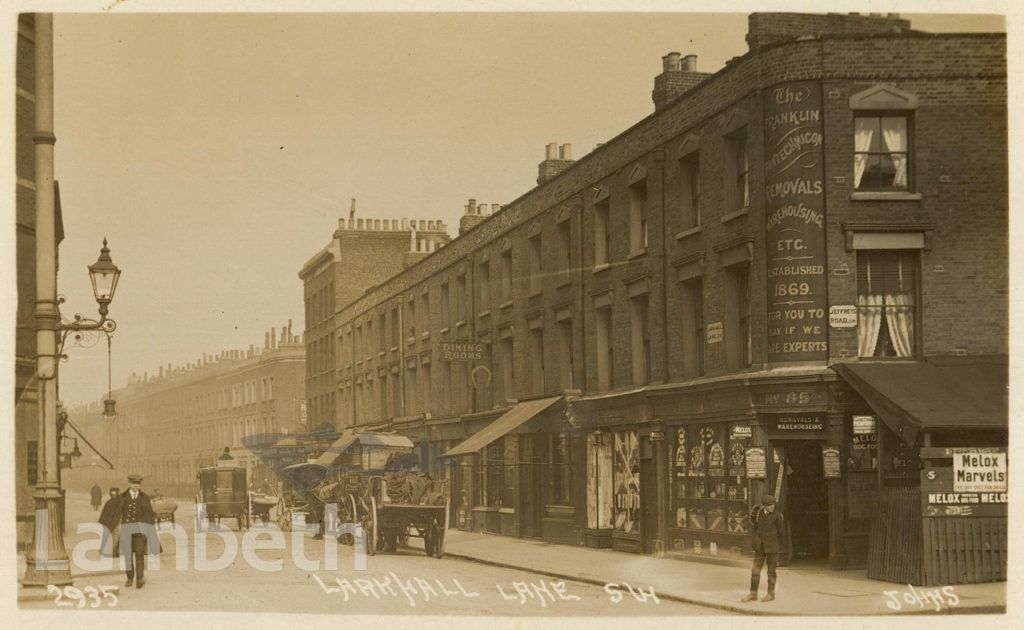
[672,423,751,547]
[612,430,640,533]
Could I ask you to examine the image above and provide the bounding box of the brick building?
[304,13,1007,583]
[65,328,306,498]
[298,203,452,431]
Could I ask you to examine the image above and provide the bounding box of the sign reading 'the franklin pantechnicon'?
[764,82,828,363]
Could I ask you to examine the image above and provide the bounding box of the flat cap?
[762,495,776,505]
[127,473,143,483]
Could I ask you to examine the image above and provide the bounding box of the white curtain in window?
[884,293,914,357]
[857,293,883,357]
[854,118,874,187]
[881,118,908,188]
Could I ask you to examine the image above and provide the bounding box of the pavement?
[17,492,1008,616]
[438,529,1007,616]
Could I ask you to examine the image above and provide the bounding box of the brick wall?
[328,26,1006,430]
[747,12,912,50]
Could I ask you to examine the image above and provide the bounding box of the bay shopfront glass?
[669,421,752,556]
[612,430,640,534]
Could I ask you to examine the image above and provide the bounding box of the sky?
[5,3,1012,408]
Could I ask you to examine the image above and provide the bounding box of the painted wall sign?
[829,305,858,328]
[823,446,842,478]
[440,342,487,361]
[953,451,1007,492]
[763,81,828,362]
[765,413,826,433]
[706,321,723,344]
[921,463,1007,518]
[745,446,767,478]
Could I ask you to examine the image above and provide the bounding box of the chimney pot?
[560,144,572,160]
[682,54,697,71]
[491,203,500,214]
[546,143,558,160]
[663,51,682,72]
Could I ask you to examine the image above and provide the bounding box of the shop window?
[485,440,504,507]
[551,433,573,506]
[854,115,910,190]
[587,433,613,530]
[672,423,751,540]
[612,430,640,533]
[856,250,918,358]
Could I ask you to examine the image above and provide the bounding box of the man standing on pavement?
[99,473,161,589]
[90,482,103,511]
[741,495,785,602]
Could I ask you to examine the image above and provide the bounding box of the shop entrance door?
[775,440,829,562]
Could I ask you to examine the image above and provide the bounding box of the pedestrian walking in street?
[90,482,103,511]
[98,473,161,589]
[741,495,785,603]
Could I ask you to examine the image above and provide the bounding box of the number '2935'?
[48,584,119,608]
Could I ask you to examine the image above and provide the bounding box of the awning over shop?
[313,430,415,466]
[831,356,1007,445]
[445,396,563,457]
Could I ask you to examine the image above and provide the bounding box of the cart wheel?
[363,496,377,556]
[423,527,435,556]
[438,498,449,558]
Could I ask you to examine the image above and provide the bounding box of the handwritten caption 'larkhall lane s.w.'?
[313,573,659,609]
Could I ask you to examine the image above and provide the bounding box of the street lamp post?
[22,17,123,586]
[23,232,121,586]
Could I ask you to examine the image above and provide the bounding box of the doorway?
[773,440,829,562]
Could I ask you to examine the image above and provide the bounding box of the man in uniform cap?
[99,473,160,589]
[741,494,785,602]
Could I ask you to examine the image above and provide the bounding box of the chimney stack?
[537,142,576,185]
[652,52,710,111]
[460,198,488,235]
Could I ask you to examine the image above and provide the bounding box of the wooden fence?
[867,486,922,584]
[922,517,1007,585]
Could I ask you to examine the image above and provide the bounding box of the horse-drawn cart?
[371,474,450,558]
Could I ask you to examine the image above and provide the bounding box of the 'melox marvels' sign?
[763,82,829,363]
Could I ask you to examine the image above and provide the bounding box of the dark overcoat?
[750,506,786,554]
[98,490,161,557]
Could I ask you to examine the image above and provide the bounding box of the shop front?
[832,357,1008,585]
[443,396,576,544]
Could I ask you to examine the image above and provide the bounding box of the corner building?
[309,13,1007,583]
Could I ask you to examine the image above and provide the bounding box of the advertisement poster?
[745,446,767,478]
